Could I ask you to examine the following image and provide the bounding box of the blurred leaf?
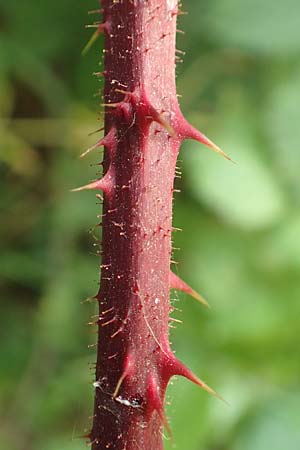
[0,76,14,117]
[208,375,261,447]
[0,128,41,176]
[1,0,90,59]
[264,68,300,196]
[29,357,92,430]
[0,250,47,285]
[232,392,300,450]
[201,0,300,56]
[183,114,286,231]
[262,214,300,271]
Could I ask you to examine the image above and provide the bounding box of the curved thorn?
[179,119,233,162]
[80,140,104,159]
[155,113,176,137]
[81,127,116,158]
[88,127,104,137]
[149,107,176,137]
[170,271,210,308]
[136,86,176,136]
[156,404,172,438]
[147,375,172,438]
[113,353,135,398]
[70,178,107,193]
[172,358,226,404]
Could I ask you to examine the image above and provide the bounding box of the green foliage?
[0,1,299,449]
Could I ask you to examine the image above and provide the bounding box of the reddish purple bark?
[75,1,227,449]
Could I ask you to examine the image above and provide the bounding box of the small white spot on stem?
[115,396,141,408]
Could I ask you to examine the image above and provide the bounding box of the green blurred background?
[1,1,300,449]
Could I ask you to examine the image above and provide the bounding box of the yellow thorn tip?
[190,289,210,308]
[80,143,100,158]
[206,138,234,163]
[157,113,176,137]
[70,181,98,192]
[113,372,127,399]
[82,30,100,56]
[195,377,227,405]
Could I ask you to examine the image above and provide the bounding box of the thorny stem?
[75,1,226,449]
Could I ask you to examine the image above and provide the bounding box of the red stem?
[91,3,179,449]
[75,1,223,448]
